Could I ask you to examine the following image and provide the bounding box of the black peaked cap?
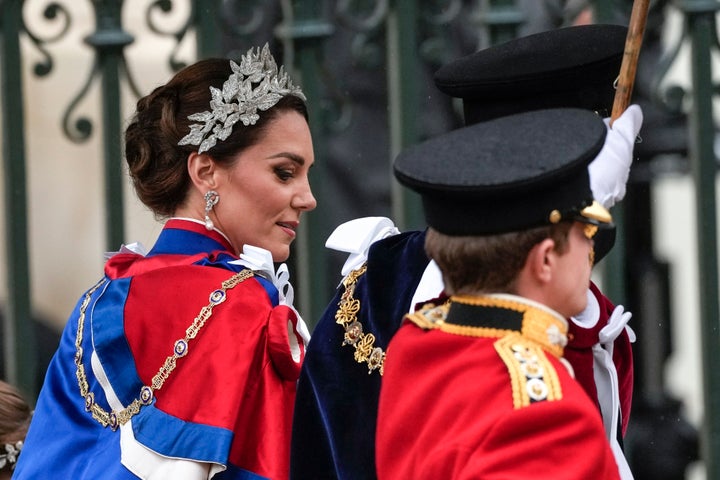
[434,24,627,124]
[394,108,608,236]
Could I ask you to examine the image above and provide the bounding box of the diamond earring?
[204,190,219,230]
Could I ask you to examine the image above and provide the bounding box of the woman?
[0,380,31,479]
[14,44,315,480]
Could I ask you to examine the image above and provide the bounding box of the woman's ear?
[526,238,556,285]
[187,152,218,190]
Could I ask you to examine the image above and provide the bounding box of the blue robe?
[290,231,428,480]
[15,219,304,480]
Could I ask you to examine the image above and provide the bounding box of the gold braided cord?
[75,269,254,430]
[494,334,563,409]
[406,301,522,341]
[494,335,527,409]
[335,263,386,375]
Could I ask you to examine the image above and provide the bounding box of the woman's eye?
[275,168,293,181]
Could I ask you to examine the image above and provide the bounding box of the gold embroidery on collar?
[407,295,567,359]
[335,264,386,375]
[406,302,449,328]
[75,269,254,430]
[450,295,567,358]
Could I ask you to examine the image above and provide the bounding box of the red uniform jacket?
[376,294,620,480]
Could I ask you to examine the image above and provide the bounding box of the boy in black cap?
[291,24,641,480]
[376,106,621,480]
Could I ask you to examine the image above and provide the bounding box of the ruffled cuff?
[230,244,311,346]
[267,305,306,381]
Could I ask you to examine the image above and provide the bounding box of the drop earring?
[204,190,219,230]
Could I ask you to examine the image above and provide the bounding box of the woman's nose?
[293,181,317,211]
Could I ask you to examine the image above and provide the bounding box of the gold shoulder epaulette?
[494,333,563,409]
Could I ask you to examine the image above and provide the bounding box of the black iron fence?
[1,0,718,477]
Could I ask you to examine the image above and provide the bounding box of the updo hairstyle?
[124,57,308,218]
[0,380,31,445]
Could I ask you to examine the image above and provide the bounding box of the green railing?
[0,0,35,401]
[679,1,720,476]
[1,0,718,476]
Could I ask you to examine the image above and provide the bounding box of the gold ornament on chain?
[335,264,386,375]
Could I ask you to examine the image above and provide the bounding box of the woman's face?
[212,110,316,262]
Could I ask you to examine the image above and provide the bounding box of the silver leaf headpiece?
[0,440,23,470]
[178,43,306,154]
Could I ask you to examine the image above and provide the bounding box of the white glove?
[599,304,636,348]
[589,104,644,208]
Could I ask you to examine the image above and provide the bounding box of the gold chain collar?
[75,269,254,430]
[334,263,386,375]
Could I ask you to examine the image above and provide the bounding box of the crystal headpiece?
[178,43,306,154]
[0,441,23,470]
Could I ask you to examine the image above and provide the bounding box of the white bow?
[325,217,401,277]
[104,242,148,260]
[230,245,310,344]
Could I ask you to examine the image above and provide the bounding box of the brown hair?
[124,57,308,218]
[425,222,572,295]
[0,380,31,445]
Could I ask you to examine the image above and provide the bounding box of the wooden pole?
[610,0,651,124]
